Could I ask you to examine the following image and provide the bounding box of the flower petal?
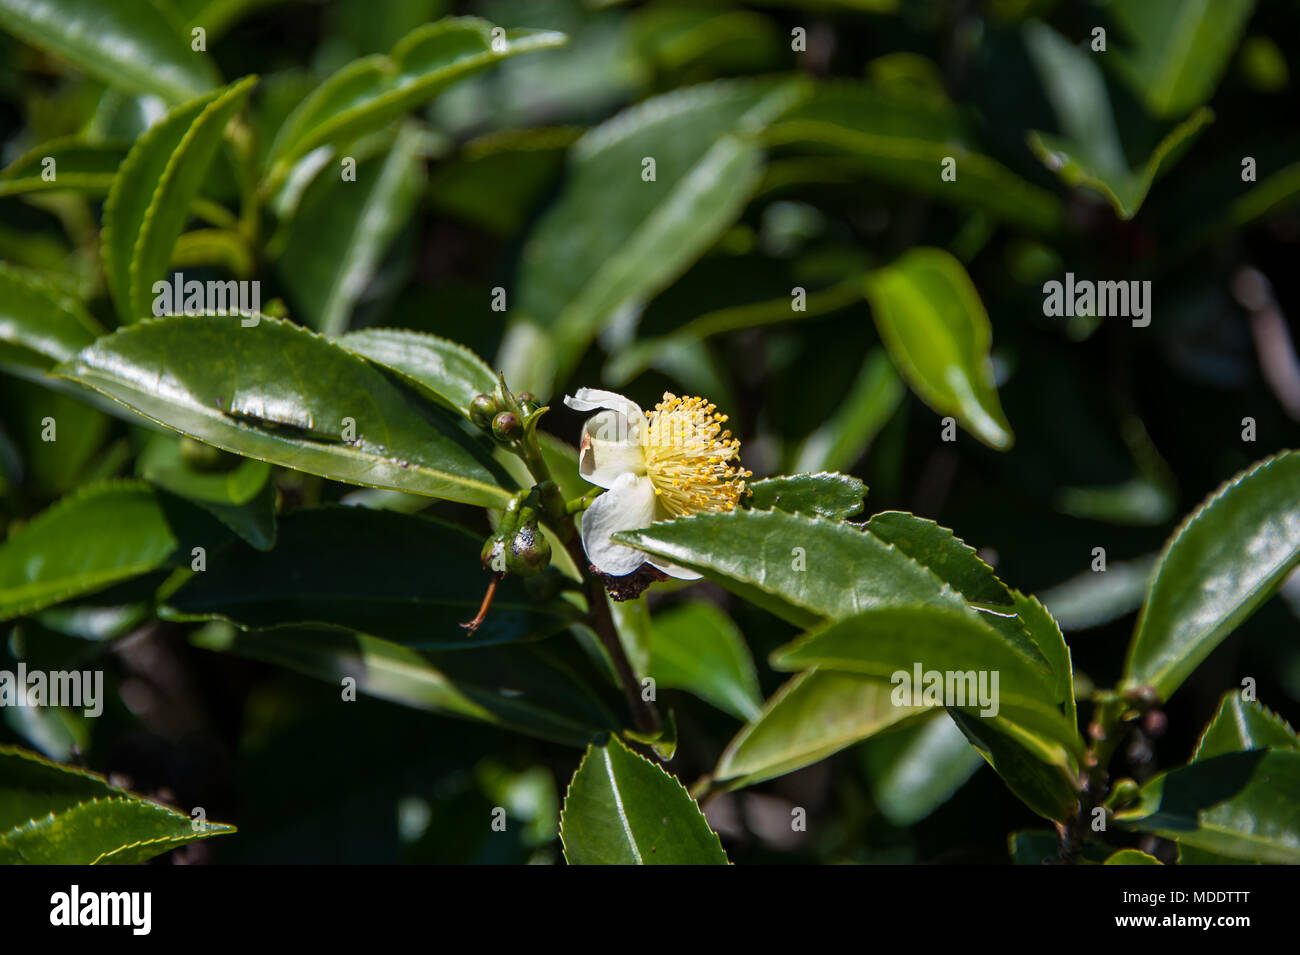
[563,388,645,423]
[646,556,703,580]
[580,473,657,576]
[578,411,645,489]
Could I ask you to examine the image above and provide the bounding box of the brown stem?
[564,535,661,736]
[460,574,501,633]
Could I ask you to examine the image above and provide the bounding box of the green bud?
[480,535,509,574]
[506,519,551,576]
[492,411,522,441]
[469,394,500,429]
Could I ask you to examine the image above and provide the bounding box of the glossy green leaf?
[1114,750,1300,863]
[766,82,1063,232]
[616,508,972,629]
[0,263,101,371]
[715,671,925,788]
[859,709,983,826]
[55,314,518,507]
[770,605,1075,750]
[948,708,1080,823]
[863,510,1012,606]
[277,125,424,335]
[1104,849,1162,865]
[864,247,1014,450]
[1193,693,1299,762]
[0,0,221,103]
[102,77,255,324]
[0,137,127,197]
[0,481,180,620]
[649,601,762,721]
[505,77,806,395]
[745,471,866,520]
[1123,452,1300,702]
[792,348,904,473]
[164,505,575,647]
[335,328,497,418]
[1024,22,1212,219]
[264,17,566,184]
[191,624,619,747]
[136,435,277,550]
[1110,0,1256,118]
[560,735,728,864]
[0,744,234,864]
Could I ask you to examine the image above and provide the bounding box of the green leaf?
[0,744,234,864]
[335,328,497,418]
[191,624,619,748]
[791,348,904,473]
[948,708,1080,823]
[1193,693,1299,762]
[1024,23,1212,219]
[0,263,101,371]
[0,376,111,495]
[863,247,1014,450]
[649,601,762,721]
[1110,0,1256,118]
[769,605,1075,750]
[765,81,1063,232]
[264,17,566,184]
[0,481,179,620]
[0,137,127,197]
[504,77,806,395]
[863,510,1012,606]
[55,314,518,507]
[1104,849,1162,865]
[715,671,925,788]
[164,506,575,648]
[0,0,221,103]
[859,710,983,826]
[560,736,728,864]
[136,434,277,550]
[745,471,866,520]
[1123,452,1300,702]
[277,124,425,335]
[1040,553,1157,632]
[102,77,256,324]
[616,508,972,629]
[1114,750,1300,864]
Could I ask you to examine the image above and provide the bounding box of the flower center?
[641,393,750,517]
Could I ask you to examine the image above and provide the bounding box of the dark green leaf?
[0,744,234,864]
[791,348,904,473]
[0,137,127,197]
[746,471,866,520]
[649,601,762,721]
[1104,849,1162,865]
[0,263,101,371]
[165,505,575,647]
[560,735,728,864]
[1193,693,1299,762]
[616,508,972,629]
[859,710,983,826]
[55,314,518,507]
[1114,750,1300,863]
[336,327,497,419]
[948,708,1080,823]
[1123,452,1300,702]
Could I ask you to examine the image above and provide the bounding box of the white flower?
[563,388,751,580]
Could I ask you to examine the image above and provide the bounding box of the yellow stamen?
[641,392,750,517]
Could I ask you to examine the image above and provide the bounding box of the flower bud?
[469,394,500,429]
[492,411,522,441]
[506,519,551,576]
[480,535,509,574]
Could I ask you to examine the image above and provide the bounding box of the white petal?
[578,410,645,489]
[647,556,702,581]
[563,388,645,423]
[579,473,657,576]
